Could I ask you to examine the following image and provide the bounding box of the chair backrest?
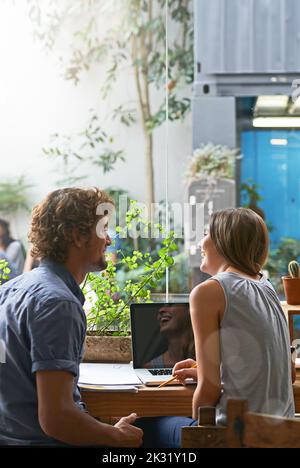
[181,406,227,448]
[227,399,300,448]
[182,399,300,448]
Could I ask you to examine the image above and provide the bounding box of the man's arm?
[189,281,224,419]
[36,370,143,447]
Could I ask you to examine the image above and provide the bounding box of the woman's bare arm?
[189,280,225,419]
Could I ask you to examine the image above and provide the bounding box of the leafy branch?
[42,111,125,185]
[0,260,10,286]
[83,200,178,336]
[0,176,32,215]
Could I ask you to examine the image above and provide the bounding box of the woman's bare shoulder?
[189,279,225,317]
[190,278,224,300]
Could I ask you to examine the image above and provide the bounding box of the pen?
[157,363,197,388]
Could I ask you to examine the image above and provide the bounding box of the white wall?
[0,1,192,242]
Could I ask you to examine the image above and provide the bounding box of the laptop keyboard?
[149,368,173,376]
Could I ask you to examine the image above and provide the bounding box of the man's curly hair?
[29,188,114,264]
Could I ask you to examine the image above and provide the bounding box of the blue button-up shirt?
[0,259,87,445]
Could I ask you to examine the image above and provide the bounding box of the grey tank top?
[210,272,295,425]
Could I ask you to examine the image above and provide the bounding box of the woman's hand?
[172,358,197,385]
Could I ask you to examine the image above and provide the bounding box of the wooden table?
[81,384,300,418]
[81,304,300,420]
[81,385,196,419]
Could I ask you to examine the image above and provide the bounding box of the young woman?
[136,208,295,447]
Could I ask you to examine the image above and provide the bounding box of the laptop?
[130,302,196,386]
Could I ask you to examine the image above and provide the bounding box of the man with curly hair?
[0,188,143,447]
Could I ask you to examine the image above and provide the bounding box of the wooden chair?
[182,399,300,448]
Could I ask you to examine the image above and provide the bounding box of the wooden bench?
[182,400,300,448]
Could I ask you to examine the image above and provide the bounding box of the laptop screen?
[130,303,195,369]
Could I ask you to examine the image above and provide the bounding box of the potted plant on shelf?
[185,143,240,185]
[282,260,300,305]
[82,201,179,363]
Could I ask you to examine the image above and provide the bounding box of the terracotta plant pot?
[83,335,132,363]
[282,276,300,305]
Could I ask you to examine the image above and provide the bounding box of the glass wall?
[0,1,195,332]
[2,1,297,313]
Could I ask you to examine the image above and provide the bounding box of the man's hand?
[172,359,198,385]
[37,370,142,447]
[114,413,143,448]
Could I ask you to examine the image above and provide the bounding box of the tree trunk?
[131,28,155,215]
[144,130,154,216]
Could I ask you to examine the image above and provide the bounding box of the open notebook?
[78,363,142,390]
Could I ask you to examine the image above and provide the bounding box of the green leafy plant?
[153,252,190,294]
[83,201,179,336]
[241,179,263,207]
[0,176,32,216]
[288,260,300,278]
[0,260,10,285]
[241,179,265,220]
[185,143,241,182]
[42,112,125,186]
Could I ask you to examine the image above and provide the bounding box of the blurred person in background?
[0,219,25,276]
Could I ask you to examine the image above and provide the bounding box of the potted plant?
[282,260,300,305]
[185,143,240,184]
[82,201,179,363]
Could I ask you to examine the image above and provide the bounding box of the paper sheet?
[79,363,141,386]
[78,384,139,392]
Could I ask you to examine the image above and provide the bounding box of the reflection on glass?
[144,304,195,368]
[131,303,195,369]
